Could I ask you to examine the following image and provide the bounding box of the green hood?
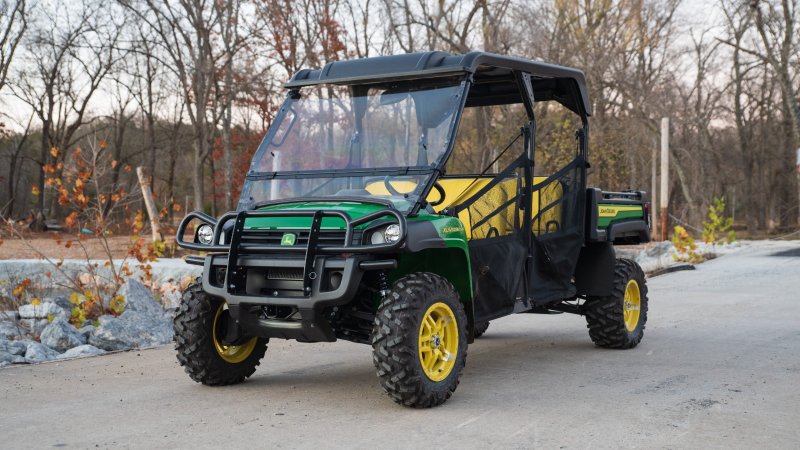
[245,201,388,230]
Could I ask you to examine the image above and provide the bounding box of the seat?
[531,177,563,236]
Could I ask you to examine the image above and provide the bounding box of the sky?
[0,0,732,135]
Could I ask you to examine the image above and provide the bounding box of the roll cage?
[244,51,591,219]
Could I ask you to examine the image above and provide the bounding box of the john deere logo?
[280,233,296,246]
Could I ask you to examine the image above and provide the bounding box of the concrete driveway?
[2,241,799,449]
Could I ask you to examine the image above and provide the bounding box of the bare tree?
[11,0,123,221]
[214,0,248,211]
[750,0,800,225]
[123,0,222,211]
[0,0,27,93]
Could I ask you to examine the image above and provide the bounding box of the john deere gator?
[175,51,652,408]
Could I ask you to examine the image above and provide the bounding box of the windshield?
[239,80,465,212]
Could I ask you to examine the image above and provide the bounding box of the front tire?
[584,259,648,349]
[371,272,468,408]
[174,283,268,385]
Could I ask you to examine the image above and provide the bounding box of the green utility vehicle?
[175,51,651,408]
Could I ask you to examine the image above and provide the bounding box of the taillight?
[644,202,652,228]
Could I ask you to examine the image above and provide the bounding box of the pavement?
[1,240,799,449]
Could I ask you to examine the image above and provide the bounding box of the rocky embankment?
[0,279,175,367]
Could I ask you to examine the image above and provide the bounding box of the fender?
[574,242,616,297]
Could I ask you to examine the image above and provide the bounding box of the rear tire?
[474,321,490,338]
[174,283,268,385]
[371,272,468,408]
[584,259,648,349]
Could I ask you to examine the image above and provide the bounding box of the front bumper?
[177,206,404,342]
[200,253,393,342]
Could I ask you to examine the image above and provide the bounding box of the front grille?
[267,268,303,280]
[238,229,360,248]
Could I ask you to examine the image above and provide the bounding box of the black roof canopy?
[285,51,592,116]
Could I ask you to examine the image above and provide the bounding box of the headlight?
[370,224,401,245]
[196,224,214,245]
[384,224,401,243]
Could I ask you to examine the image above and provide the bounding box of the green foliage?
[702,197,736,244]
[70,306,87,327]
[68,291,125,326]
[671,225,703,264]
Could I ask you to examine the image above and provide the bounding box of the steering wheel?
[383,176,446,207]
[429,182,446,207]
[382,176,405,196]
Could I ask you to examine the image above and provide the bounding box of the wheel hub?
[418,302,459,382]
[213,303,258,364]
[623,279,641,332]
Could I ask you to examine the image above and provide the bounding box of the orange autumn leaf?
[50,147,59,158]
[31,186,40,196]
[65,212,78,228]
[12,279,31,297]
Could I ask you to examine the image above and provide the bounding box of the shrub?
[672,225,703,264]
[702,196,736,244]
[5,138,162,322]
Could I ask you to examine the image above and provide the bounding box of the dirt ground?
[0,233,185,260]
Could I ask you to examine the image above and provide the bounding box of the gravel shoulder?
[1,241,799,449]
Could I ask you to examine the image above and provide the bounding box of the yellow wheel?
[623,280,641,332]
[372,272,467,408]
[418,302,459,382]
[585,259,648,349]
[175,283,268,386]
[212,303,259,364]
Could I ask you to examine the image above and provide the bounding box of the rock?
[0,350,25,364]
[89,311,172,351]
[77,325,94,340]
[18,302,68,320]
[642,240,676,258]
[0,339,28,356]
[158,281,183,309]
[56,344,105,359]
[0,310,19,321]
[19,318,49,337]
[634,241,680,273]
[0,320,22,339]
[120,279,163,316]
[24,341,60,362]
[40,319,86,352]
[51,296,75,313]
[87,279,172,352]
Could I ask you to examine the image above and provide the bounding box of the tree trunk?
[193,137,205,212]
[37,123,50,214]
[222,85,233,211]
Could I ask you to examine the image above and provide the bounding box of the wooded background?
[1,0,799,235]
